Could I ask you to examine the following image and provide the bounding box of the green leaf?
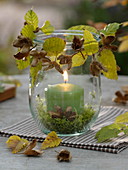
[21,24,35,39]
[16,57,30,70]
[30,63,42,87]
[24,9,38,29]
[115,112,128,124]
[41,20,55,35]
[83,29,99,55]
[100,23,120,36]
[68,25,98,34]
[97,49,118,80]
[124,127,128,135]
[72,51,87,67]
[0,83,5,93]
[43,37,66,56]
[95,123,121,143]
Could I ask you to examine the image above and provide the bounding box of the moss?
[36,99,95,134]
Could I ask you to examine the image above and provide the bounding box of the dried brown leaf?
[24,149,43,156]
[23,139,43,156]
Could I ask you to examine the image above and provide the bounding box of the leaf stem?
[79,50,85,59]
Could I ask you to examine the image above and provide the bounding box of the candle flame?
[63,70,68,83]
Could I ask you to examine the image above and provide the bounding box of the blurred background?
[0,0,128,75]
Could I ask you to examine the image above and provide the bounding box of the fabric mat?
[0,106,128,154]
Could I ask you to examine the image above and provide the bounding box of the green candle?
[45,83,84,114]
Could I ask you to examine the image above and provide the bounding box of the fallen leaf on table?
[113,90,128,104]
[121,86,128,94]
[6,135,29,154]
[57,149,72,162]
[41,131,62,150]
[23,139,43,156]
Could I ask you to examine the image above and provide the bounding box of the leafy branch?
[95,112,128,142]
[13,9,125,85]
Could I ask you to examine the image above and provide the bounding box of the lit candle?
[45,71,84,114]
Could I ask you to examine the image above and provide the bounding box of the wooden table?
[0,74,128,170]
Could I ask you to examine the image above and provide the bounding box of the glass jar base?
[42,127,91,137]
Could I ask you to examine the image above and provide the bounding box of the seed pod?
[43,63,54,71]
[53,61,63,74]
[33,27,40,33]
[67,61,72,70]
[14,51,29,60]
[40,50,47,58]
[57,149,72,162]
[72,36,84,50]
[20,44,30,54]
[90,61,107,76]
[30,50,39,57]
[101,34,115,45]
[31,58,38,67]
[41,57,51,63]
[109,45,118,51]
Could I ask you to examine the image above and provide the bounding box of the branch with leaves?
[95,111,128,142]
[13,9,126,86]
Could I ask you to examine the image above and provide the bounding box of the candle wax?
[45,83,84,114]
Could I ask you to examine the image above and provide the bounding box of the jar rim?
[34,30,84,43]
[34,29,100,43]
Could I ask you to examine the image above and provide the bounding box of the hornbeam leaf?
[97,49,118,80]
[24,9,38,29]
[95,123,121,143]
[21,25,35,39]
[72,51,87,67]
[16,56,30,70]
[83,29,99,55]
[41,131,62,149]
[41,20,55,35]
[30,62,42,87]
[118,40,128,52]
[122,21,128,27]
[100,23,120,36]
[115,112,128,124]
[68,25,98,34]
[43,37,66,56]
[6,135,29,154]
[0,84,5,93]
[124,127,128,135]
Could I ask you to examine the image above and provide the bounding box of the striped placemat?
[0,106,128,154]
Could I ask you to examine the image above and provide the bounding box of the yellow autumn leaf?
[83,29,99,55]
[72,51,87,67]
[97,49,118,80]
[41,20,55,35]
[118,35,128,41]
[41,131,62,150]
[118,39,128,52]
[122,21,128,27]
[43,37,66,56]
[6,135,29,154]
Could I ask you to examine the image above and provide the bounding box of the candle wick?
[65,81,67,84]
